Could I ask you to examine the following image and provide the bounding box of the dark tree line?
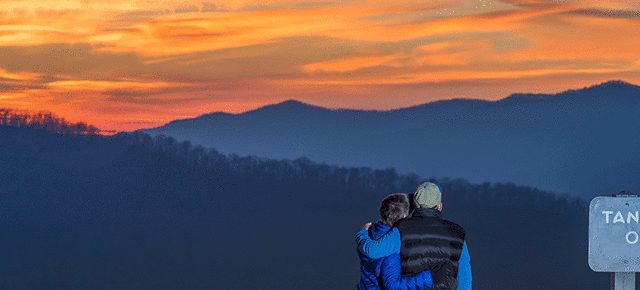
[113,131,587,212]
[0,110,588,215]
[441,178,586,213]
[0,112,588,217]
[0,108,101,135]
[114,131,422,193]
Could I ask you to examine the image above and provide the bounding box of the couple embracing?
[355,182,472,290]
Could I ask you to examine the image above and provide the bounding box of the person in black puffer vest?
[356,182,472,290]
[397,182,466,290]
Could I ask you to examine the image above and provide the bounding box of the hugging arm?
[355,228,401,259]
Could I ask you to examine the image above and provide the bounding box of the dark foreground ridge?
[0,123,614,290]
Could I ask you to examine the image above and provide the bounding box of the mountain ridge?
[164,80,639,122]
[140,80,640,198]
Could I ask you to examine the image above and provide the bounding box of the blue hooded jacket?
[357,221,434,290]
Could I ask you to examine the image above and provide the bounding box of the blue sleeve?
[380,253,433,290]
[355,228,401,259]
[456,242,472,290]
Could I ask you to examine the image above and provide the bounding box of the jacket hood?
[370,221,391,240]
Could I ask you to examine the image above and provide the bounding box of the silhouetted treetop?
[0,108,100,135]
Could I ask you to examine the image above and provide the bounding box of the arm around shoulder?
[355,227,401,259]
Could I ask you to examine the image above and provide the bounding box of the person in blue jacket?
[357,193,434,290]
[356,183,472,290]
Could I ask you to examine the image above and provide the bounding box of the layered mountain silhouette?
[0,123,607,289]
[140,80,640,199]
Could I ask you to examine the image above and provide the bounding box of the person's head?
[379,193,410,227]
[413,182,443,211]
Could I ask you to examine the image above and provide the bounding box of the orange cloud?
[2,0,640,131]
[301,53,406,74]
[45,80,183,92]
[0,68,40,80]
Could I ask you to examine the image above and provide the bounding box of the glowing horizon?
[1,0,639,131]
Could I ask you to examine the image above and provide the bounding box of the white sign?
[589,196,640,272]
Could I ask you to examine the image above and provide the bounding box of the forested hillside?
[0,111,611,289]
[140,80,640,199]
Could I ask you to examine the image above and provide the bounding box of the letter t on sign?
[603,211,614,223]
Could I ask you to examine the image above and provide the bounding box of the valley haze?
[140,80,640,200]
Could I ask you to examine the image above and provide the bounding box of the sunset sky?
[1,0,639,131]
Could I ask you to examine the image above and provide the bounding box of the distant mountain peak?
[593,80,635,87]
[261,99,317,110]
[246,99,330,116]
[567,80,640,92]
[181,100,318,121]
[197,111,234,119]
[560,80,640,99]
[500,80,639,103]
[279,99,307,106]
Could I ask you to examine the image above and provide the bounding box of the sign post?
[589,194,639,290]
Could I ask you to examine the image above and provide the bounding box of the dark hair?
[407,193,416,212]
[379,193,410,227]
